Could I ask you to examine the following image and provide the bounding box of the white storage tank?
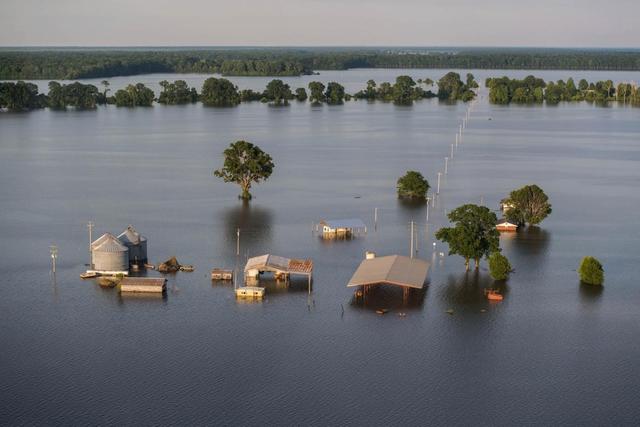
[91,233,129,273]
[118,225,148,265]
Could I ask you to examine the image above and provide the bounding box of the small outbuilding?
[118,225,148,265]
[347,253,430,301]
[120,277,166,293]
[318,218,367,238]
[90,233,129,275]
[244,254,313,293]
[496,218,518,232]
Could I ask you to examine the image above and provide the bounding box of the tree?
[201,77,240,106]
[158,80,198,104]
[295,87,307,101]
[392,75,417,105]
[264,79,292,105]
[504,184,552,226]
[578,256,604,285]
[435,204,500,271]
[437,72,476,101]
[325,82,345,104]
[114,83,154,107]
[308,81,326,103]
[397,171,429,199]
[213,141,275,200]
[488,252,512,280]
[101,80,110,98]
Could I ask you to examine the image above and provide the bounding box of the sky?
[0,0,639,48]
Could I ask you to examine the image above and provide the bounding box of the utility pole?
[50,245,58,273]
[455,133,459,147]
[374,207,378,230]
[444,157,449,174]
[437,172,442,194]
[236,228,240,256]
[426,198,430,222]
[87,221,94,268]
[451,143,455,159]
[410,221,414,259]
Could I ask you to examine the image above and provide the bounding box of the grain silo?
[117,225,148,265]
[91,233,129,274]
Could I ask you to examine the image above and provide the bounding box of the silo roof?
[92,233,128,253]
[118,225,146,245]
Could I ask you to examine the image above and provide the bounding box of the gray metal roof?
[244,254,313,275]
[92,233,128,253]
[320,218,367,230]
[118,225,146,245]
[347,255,430,289]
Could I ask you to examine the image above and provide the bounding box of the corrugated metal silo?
[91,233,129,273]
[118,225,148,265]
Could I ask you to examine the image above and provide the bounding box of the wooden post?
[236,228,240,256]
[444,157,448,174]
[437,172,442,194]
[410,221,414,258]
[374,207,378,230]
[308,274,311,295]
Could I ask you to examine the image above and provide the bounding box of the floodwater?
[1,69,639,426]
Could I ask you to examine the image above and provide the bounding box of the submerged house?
[496,218,518,232]
[118,225,148,265]
[90,233,129,275]
[347,253,430,301]
[318,218,367,238]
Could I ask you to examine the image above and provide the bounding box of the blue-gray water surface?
[1,69,639,426]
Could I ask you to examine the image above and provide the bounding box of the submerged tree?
[200,77,240,106]
[325,82,346,104]
[214,141,275,200]
[397,171,430,200]
[264,79,293,105]
[578,256,604,285]
[308,81,326,103]
[295,87,308,101]
[114,83,154,107]
[488,252,512,281]
[504,184,552,226]
[436,204,500,271]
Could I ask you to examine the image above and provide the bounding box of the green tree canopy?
[436,204,500,270]
[264,79,293,105]
[505,184,552,226]
[488,252,512,280]
[325,82,346,104]
[213,140,275,200]
[295,87,308,101]
[158,80,198,104]
[308,81,326,103]
[437,72,476,101]
[114,83,154,107]
[397,171,430,200]
[201,77,240,107]
[578,256,604,285]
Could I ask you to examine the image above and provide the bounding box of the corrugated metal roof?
[92,233,128,253]
[118,225,146,245]
[347,255,430,289]
[496,218,517,226]
[244,254,313,275]
[320,218,367,230]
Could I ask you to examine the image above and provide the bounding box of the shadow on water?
[440,270,508,309]
[222,200,273,254]
[511,226,551,257]
[579,282,604,306]
[350,284,428,312]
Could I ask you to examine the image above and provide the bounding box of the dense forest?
[486,76,640,105]
[1,48,640,79]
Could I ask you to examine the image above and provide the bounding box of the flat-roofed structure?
[318,218,367,238]
[120,277,166,293]
[244,254,313,293]
[348,254,430,301]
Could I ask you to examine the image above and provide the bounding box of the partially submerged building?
[118,225,148,265]
[90,233,129,275]
[318,218,367,238]
[347,253,430,301]
[244,254,314,293]
[496,218,518,232]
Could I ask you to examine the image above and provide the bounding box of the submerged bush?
[488,252,512,280]
[578,256,604,285]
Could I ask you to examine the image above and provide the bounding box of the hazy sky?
[1,0,638,47]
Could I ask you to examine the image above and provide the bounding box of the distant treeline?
[0,71,476,111]
[486,76,640,105]
[2,48,640,79]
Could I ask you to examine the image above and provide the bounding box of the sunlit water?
[1,69,639,425]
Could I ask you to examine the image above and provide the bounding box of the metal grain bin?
[91,233,129,273]
[118,225,148,265]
